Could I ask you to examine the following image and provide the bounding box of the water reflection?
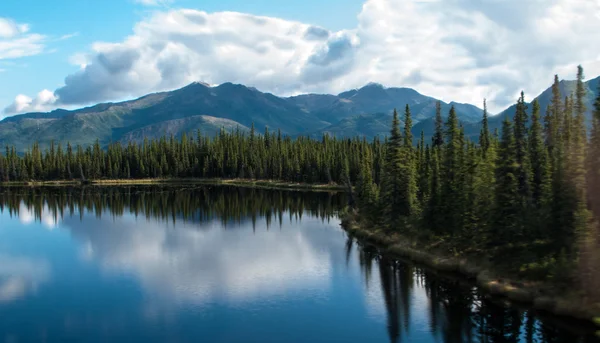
[1,186,344,305]
[0,254,50,303]
[68,214,334,305]
[0,186,598,343]
[353,238,600,343]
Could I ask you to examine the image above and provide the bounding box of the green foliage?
[0,128,374,186]
[348,66,600,286]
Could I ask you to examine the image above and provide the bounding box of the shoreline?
[341,212,600,323]
[0,178,344,192]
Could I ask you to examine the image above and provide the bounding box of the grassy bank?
[0,178,344,192]
[341,211,600,322]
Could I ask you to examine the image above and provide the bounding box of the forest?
[1,66,600,300]
[348,66,600,305]
[0,122,370,185]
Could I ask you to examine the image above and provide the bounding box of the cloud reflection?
[18,203,60,230]
[62,214,337,305]
[0,254,50,303]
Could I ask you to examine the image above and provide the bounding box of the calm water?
[0,186,598,343]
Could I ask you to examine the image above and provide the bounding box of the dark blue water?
[0,186,597,342]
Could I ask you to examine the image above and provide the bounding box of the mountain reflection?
[353,238,600,343]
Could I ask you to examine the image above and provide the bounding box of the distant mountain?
[288,82,483,124]
[307,113,393,140]
[119,115,250,144]
[311,76,600,143]
[0,82,327,152]
[1,76,597,152]
[464,75,600,142]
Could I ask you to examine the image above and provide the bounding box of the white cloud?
[58,32,79,41]
[4,0,600,115]
[0,18,28,38]
[4,89,57,114]
[0,17,45,61]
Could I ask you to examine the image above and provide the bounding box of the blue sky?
[0,0,598,116]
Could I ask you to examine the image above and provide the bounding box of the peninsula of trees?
[348,66,600,314]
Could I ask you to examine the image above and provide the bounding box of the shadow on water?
[0,185,599,343]
[352,237,600,343]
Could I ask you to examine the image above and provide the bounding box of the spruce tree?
[546,75,562,152]
[473,104,496,243]
[381,109,404,230]
[418,132,430,207]
[529,99,551,210]
[513,91,531,210]
[441,105,464,236]
[403,105,413,148]
[432,101,444,148]
[493,118,520,247]
[426,148,443,234]
[479,99,490,155]
[573,65,587,201]
[401,105,418,219]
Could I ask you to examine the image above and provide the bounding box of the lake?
[0,185,598,342]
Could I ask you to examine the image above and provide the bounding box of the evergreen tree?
[381,109,407,230]
[492,118,520,247]
[572,65,587,201]
[441,105,464,236]
[529,99,551,211]
[401,105,418,219]
[473,103,496,243]
[513,91,531,212]
[479,99,490,154]
[432,101,444,148]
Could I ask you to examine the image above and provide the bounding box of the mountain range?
[1,76,598,152]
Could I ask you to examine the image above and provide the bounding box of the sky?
[0,0,599,118]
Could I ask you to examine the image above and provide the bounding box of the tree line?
[351,66,600,295]
[0,125,374,185]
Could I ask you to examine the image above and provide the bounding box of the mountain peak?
[362,82,385,89]
[190,81,210,87]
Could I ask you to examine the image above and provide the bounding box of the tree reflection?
[351,237,600,343]
[0,185,344,227]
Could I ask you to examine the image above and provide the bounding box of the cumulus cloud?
[4,89,57,114]
[0,18,29,38]
[5,0,600,115]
